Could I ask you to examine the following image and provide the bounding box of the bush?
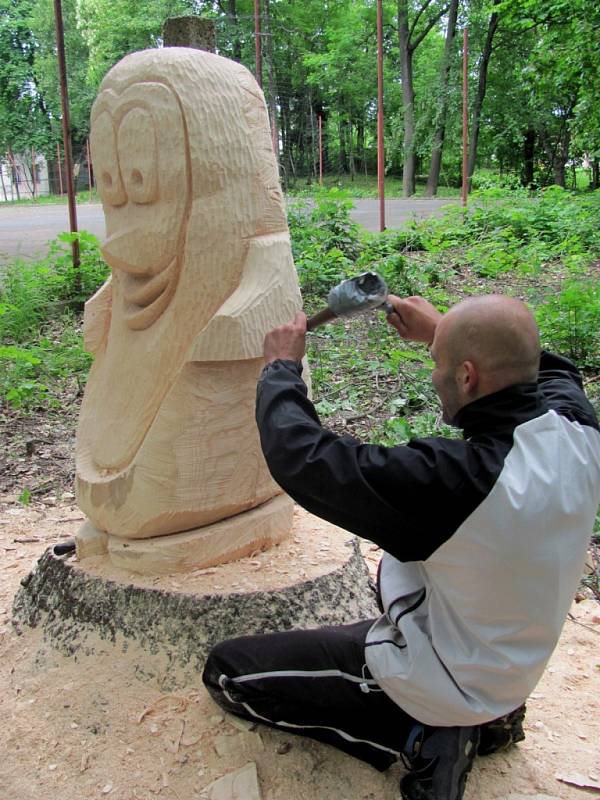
[535,281,600,369]
[289,189,362,295]
[406,188,600,278]
[0,231,108,343]
[0,231,108,410]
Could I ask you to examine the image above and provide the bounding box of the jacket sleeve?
[255,360,492,561]
[538,351,598,429]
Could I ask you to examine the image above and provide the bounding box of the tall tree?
[424,0,459,196]
[0,0,53,157]
[466,0,500,187]
[397,0,450,196]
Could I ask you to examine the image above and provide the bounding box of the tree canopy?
[1,0,599,192]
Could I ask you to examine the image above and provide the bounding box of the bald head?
[434,296,540,393]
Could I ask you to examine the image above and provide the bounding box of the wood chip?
[180,734,202,747]
[165,719,186,754]
[137,695,189,723]
[555,772,600,790]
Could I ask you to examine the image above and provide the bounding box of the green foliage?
[376,412,456,446]
[405,189,600,278]
[18,487,31,505]
[0,230,107,342]
[535,281,600,369]
[0,231,107,410]
[77,0,195,87]
[0,0,53,154]
[289,189,360,294]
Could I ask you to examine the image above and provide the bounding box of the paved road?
[0,197,458,263]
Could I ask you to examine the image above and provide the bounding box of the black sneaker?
[478,704,526,756]
[400,724,479,800]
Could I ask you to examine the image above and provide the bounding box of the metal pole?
[461,27,469,209]
[377,0,385,231]
[53,0,80,271]
[86,138,93,202]
[31,146,36,199]
[254,0,262,88]
[318,115,323,186]
[56,141,64,196]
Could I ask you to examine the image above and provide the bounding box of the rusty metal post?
[163,17,216,51]
[31,146,37,199]
[377,0,385,231]
[56,141,64,196]
[86,138,93,202]
[53,0,80,273]
[461,27,469,209]
[319,115,323,186]
[254,0,262,87]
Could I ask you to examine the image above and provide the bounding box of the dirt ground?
[1,500,599,800]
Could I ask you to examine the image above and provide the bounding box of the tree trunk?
[227,0,242,61]
[280,95,293,185]
[522,128,536,188]
[263,0,279,164]
[357,119,366,175]
[592,159,599,190]
[0,164,8,202]
[309,101,316,184]
[338,113,348,174]
[398,0,416,196]
[7,150,20,200]
[425,0,459,197]
[553,161,566,187]
[317,104,330,176]
[348,116,355,180]
[467,2,500,188]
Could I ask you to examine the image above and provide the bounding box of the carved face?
[90,82,190,330]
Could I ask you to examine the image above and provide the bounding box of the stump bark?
[13,525,378,690]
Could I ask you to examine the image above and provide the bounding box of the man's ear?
[457,360,479,395]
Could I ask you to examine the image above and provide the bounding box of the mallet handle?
[306,307,338,332]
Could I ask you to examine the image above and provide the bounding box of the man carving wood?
[204,294,600,800]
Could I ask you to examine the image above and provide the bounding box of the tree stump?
[12,510,378,690]
[163,17,216,52]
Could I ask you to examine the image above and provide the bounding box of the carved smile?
[121,256,179,331]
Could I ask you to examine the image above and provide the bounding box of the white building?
[0,152,50,201]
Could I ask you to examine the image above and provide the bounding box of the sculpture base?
[12,508,378,690]
[76,494,294,576]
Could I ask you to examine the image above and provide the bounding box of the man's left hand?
[263,312,307,365]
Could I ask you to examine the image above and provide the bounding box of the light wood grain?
[76,48,303,566]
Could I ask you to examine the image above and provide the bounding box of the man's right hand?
[386,295,442,345]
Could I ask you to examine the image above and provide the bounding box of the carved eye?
[117,108,158,205]
[90,111,127,207]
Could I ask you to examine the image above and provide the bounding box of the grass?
[286,173,461,198]
[0,188,100,206]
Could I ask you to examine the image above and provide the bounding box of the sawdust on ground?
[1,499,599,800]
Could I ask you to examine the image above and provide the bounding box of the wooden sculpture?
[75,48,303,574]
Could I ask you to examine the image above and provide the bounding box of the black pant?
[202,619,420,772]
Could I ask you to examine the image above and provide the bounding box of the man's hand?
[386,295,442,345]
[263,312,307,365]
